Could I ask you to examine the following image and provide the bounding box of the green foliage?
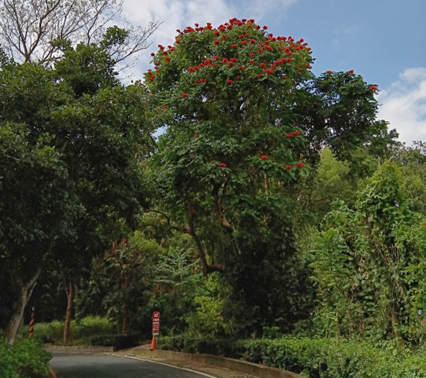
[0,338,51,378]
[29,316,115,344]
[310,162,426,341]
[186,273,236,337]
[158,335,426,378]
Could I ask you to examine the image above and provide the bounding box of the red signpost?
[150,311,160,350]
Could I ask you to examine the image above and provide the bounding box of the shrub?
[28,316,115,344]
[157,335,426,378]
[0,338,51,378]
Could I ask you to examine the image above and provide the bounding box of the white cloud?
[378,67,426,146]
[121,0,299,79]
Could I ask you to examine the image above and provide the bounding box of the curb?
[131,346,301,378]
[45,345,114,353]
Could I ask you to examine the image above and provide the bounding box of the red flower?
[194,80,198,84]
[238,65,244,70]
[348,70,354,74]
[260,63,266,68]
[214,55,219,60]
[285,165,292,170]
[222,58,229,63]
[194,134,198,137]
[261,155,268,160]
[258,73,263,78]
[250,39,256,44]
[249,60,254,64]
[214,40,220,45]
[227,79,233,85]
[165,57,170,61]
[214,30,220,35]
[236,76,240,80]
[212,63,217,67]
[241,40,248,45]
[219,162,227,167]
[222,35,228,40]
[151,52,155,56]
[263,25,268,30]
[250,53,256,57]
[182,93,188,98]
[228,62,234,67]
[296,163,304,168]
[286,134,293,138]
[149,76,155,81]
[160,219,164,222]
[231,44,238,48]
[162,105,168,109]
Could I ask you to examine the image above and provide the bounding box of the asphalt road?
[50,353,211,378]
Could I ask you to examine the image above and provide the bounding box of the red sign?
[152,311,160,335]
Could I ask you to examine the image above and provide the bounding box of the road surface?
[50,353,212,378]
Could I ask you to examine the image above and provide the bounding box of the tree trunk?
[121,275,130,334]
[5,288,28,346]
[5,266,42,346]
[63,278,76,342]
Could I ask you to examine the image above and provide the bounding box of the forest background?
[2,1,426,377]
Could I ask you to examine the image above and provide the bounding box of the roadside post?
[150,311,160,350]
[29,307,35,339]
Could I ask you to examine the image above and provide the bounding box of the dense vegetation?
[2,12,426,378]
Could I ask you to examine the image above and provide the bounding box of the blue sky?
[122,0,426,146]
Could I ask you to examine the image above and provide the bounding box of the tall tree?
[0,0,160,65]
[0,37,152,344]
[145,17,393,334]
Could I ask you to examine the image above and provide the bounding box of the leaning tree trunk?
[63,278,76,342]
[5,265,42,346]
[121,275,130,334]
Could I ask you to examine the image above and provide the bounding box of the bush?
[90,333,140,350]
[158,335,426,378]
[28,316,115,344]
[0,338,51,378]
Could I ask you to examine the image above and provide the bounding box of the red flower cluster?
[293,131,301,136]
[222,58,229,63]
[236,76,240,80]
[228,62,234,67]
[165,57,170,62]
[260,155,268,160]
[219,162,227,167]
[259,63,266,68]
[222,35,228,40]
[285,165,292,170]
[182,93,188,98]
[149,76,155,81]
[347,70,354,75]
[231,44,238,48]
[369,84,379,92]
[264,69,274,74]
[163,105,168,109]
[258,74,263,78]
[241,40,248,45]
[194,134,198,137]
[214,40,220,45]
[238,65,244,70]
[250,53,256,57]
[249,60,254,64]
[296,163,304,168]
[227,79,233,85]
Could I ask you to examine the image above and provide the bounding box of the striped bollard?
[29,307,35,339]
